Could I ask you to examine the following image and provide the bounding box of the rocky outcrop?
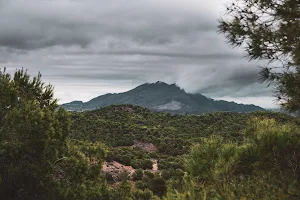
[132,140,158,153]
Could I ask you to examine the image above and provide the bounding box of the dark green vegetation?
[218,0,300,113]
[2,0,300,199]
[0,69,148,200]
[70,104,285,157]
[62,81,264,114]
[70,104,300,199]
[2,68,300,199]
[167,117,300,199]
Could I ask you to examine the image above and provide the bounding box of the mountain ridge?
[62,81,264,114]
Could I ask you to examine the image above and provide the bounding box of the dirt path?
[151,159,158,171]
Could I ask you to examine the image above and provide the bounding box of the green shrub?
[167,118,300,199]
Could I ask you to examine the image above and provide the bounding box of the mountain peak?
[153,81,177,86]
[140,81,183,91]
[61,81,264,114]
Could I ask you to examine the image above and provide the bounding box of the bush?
[169,118,300,199]
[147,177,167,197]
[135,180,147,190]
[133,169,144,181]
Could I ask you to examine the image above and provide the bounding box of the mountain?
[61,81,264,114]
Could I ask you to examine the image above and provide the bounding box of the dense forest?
[1,68,300,199]
[70,105,300,199]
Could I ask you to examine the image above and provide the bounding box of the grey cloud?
[0,0,276,107]
[67,50,242,59]
[192,67,274,97]
[0,0,217,50]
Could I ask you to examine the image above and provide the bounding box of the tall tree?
[0,69,69,199]
[0,68,70,199]
[218,0,300,112]
[0,68,111,200]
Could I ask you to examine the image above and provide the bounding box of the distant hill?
[61,81,264,114]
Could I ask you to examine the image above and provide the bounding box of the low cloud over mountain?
[0,0,276,108]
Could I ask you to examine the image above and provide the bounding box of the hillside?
[70,105,297,154]
[62,81,264,114]
[69,105,300,198]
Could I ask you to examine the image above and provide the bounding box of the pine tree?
[0,68,69,199]
[218,0,300,112]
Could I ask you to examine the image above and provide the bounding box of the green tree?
[110,181,132,200]
[133,169,144,181]
[0,68,109,200]
[135,181,147,190]
[218,0,300,112]
[119,171,130,182]
[132,189,155,200]
[147,176,167,197]
[57,140,108,200]
[141,159,153,170]
[0,68,69,199]
[167,118,300,199]
[143,171,154,182]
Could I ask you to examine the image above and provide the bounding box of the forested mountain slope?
[70,105,293,151]
[69,105,300,199]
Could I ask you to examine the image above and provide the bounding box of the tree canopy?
[0,69,112,200]
[0,68,69,199]
[218,0,300,112]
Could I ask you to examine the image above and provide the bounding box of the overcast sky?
[0,0,278,108]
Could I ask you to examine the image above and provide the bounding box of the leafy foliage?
[70,106,297,156]
[0,68,68,199]
[218,0,300,112]
[167,117,300,199]
[69,105,299,199]
[0,69,110,200]
[2,68,300,199]
[107,147,153,169]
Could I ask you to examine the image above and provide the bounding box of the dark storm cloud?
[0,0,276,107]
[0,0,217,50]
